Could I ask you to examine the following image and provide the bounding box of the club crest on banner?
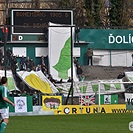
[14,97,27,113]
[16,99,25,109]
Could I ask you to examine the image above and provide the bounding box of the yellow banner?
[42,96,62,110]
[54,104,133,115]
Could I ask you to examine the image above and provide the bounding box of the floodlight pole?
[3,0,9,77]
[65,26,74,105]
[4,26,7,77]
[2,25,8,77]
[70,26,74,104]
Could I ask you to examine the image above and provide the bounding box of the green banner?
[96,94,118,104]
[11,34,43,42]
[8,96,33,112]
[79,29,133,50]
[7,77,17,91]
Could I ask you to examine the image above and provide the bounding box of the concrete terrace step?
[82,65,132,81]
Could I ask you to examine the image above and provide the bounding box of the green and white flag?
[48,22,78,81]
[0,70,19,91]
[8,96,33,113]
[96,94,118,104]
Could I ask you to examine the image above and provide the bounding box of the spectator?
[41,64,48,76]
[6,47,12,67]
[36,64,41,71]
[11,56,18,75]
[20,55,25,70]
[0,48,3,66]
[23,63,27,71]
[25,57,30,71]
[41,55,45,65]
[117,72,125,79]
[33,91,38,105]
[67,77,72,82]
[73,57,79,67]
[87,47,93,66]
[77,65,83,81]
[29,59,35,70]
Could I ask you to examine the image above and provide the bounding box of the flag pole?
[65,25,74,105]
[70,26,73,104]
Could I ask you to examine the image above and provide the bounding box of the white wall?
[93,50,133,67]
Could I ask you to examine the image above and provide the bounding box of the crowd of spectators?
[0,47,84,105]
[0,47,84,84]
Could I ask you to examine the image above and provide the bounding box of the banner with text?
[79,29,133,50]
[54,104,133,115]
[125,93,133,110]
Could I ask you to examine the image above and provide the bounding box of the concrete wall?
[92,50,133,67]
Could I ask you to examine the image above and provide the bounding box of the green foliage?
[58,0,71,9]
[109,0,132,27]
[53,37,71,79]
[6,113,133,133]
[85,0,93,10]
[57,0,133,28]
[80,0,104,27]
[93,0,104,26]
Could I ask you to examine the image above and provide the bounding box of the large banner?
[79,29,133,50]
[54,104,133,115]
[55,79,125,97]
[17,70,58,94]
[48,22,78,81]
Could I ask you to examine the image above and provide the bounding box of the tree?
[57,0,133,28]
[58,0,85,27]
[84,0,104,27]
[58,0,71,9]
[93,0,104,26]
[109,0,132,28]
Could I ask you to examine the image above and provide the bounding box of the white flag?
[48,22,78,81]
[14,97,27,113]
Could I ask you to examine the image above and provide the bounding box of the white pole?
[80,81,83,114]
[98,81,101,113]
